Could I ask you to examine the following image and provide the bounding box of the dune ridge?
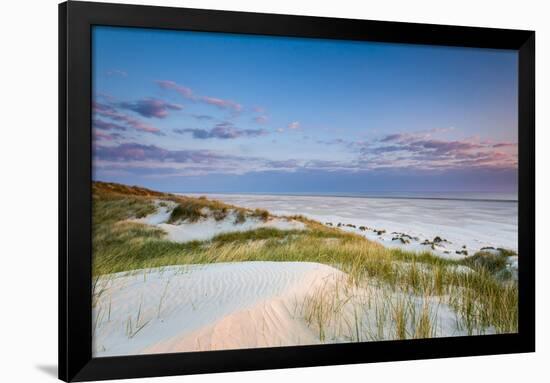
[93,262,343,356]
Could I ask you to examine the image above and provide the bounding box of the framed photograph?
[59,1,535,381]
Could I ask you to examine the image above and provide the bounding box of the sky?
[92,26,518,194]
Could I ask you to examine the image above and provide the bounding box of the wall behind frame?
[0,0,546,382]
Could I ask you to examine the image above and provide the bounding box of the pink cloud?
[492,142,518,148]
[361,129,518,171]
[200,96,242,112]
[93,130,122,142]
[93,118,127,131]
[156,80,243,113]
[118,98,183,119]
[92,102,162,135]
[175,121,268,139]
[156,80,194,99]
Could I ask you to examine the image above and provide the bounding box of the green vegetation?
[93,181,167,198]
[234,209,246,224]
[168,201,207,223]
[463,251,510,273]
[167,196,234,223]
[92,181,519,339]
[251,208,270,222]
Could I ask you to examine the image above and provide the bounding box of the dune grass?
[168,201,208,223]
[167,196,233,223]
[462,251,510,273]
[92,181,519,338]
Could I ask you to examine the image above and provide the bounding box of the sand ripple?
[92,262,344,356]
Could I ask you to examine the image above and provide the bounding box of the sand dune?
[131,200,305,243]
[93,261,474,357]
[93,262,344,356]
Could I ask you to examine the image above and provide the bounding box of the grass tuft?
[463,251,509,274]
[168,201,206,223]
[251,208,270,222]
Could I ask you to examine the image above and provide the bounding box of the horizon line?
[170,190,518,203]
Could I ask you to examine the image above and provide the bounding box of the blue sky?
[92,26,518,194]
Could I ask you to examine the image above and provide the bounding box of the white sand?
[159,215,304,243]
[131,200,305,243]
[132,200,178,225]
[93,261,474,357]
[93,262,343,356]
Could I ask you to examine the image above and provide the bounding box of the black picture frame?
[59,1,535,381]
